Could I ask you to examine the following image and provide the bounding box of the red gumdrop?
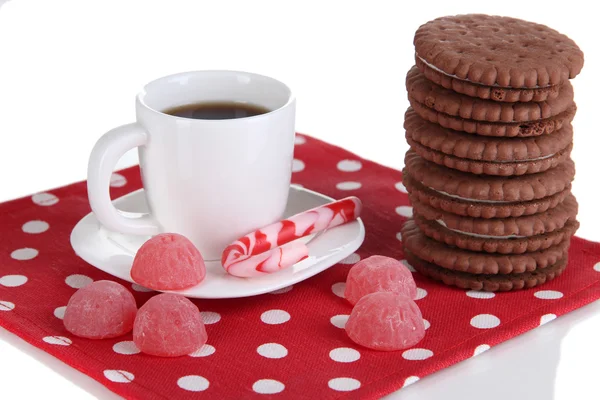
[131,233,206,291]
[63,280,137,339]
[133,293,207,357]
[344,255,416,305]
[345,292,425,351]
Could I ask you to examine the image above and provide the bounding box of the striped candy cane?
[222,197,363,278]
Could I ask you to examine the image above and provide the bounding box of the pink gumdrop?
[133,293,207,357]
[63,280,137,339]
[344,255,416,305]
[345,292,425,351]
[131,233,206,291]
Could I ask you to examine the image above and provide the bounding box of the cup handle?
[87,123,161,236]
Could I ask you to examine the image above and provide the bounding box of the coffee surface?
[163,102,270,120]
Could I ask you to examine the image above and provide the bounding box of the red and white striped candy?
[222,197,363,278]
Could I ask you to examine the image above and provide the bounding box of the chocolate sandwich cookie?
[413,14,584,89]
[406,66,576,137]
[409,100,575,137]
[405,250,568,292]
[410,193,578,238]
[403,173,572,219]
[403,150,575,203]
[413,213,579,254]
[401,219,570,275]
[407,66,575,123]
[407,138,572,176]
[415,56,560,103]
[405,108,573,176]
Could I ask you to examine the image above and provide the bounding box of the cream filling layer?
[442,151,557,163]
[427,187,512,204]
[436,219,526,239]
[416,54,552,89]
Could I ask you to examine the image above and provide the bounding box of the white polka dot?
[43,336,72,346]
[0,301,15,311]
[131,283,153,292]
[0,275,28,287]
[260,309,290,325]
[294,135,306,145]
[339,253,360,264]
[110,173,127,187]
[414,288,427,300]
[65,274,93,289]
[10,248,38,261]
[113,341,141,355]
[189,344,216,357]
[54,306,66,319]
[400,259,416,272]
[470,314,501,329]
[328,377,361,392]
[594,262,600,272]
[395,182,408,193]
[292,159,305,172]
[22,220,49,234]
[199,311,221,324]
[257,343,288,359]
[253,379,285,394]
[402,348,434,360]
[270,285,293,294]
[331,314,349,329]
[423,319,430,330]
[32,192,58,206]
[540,314,557,326]
[104,370,134,383]
[396,232,402,241]
[395,206,413,217]
[337,160,362,172]
[331,282,346,298]
[534,290,564,300]
[336,181,362,191]
[466,290,496,299]
[403,376,420,387]
[329,347,360,363]
[473,344,491,356]
[177,375,209,392]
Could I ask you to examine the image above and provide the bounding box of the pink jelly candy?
[345,292,425,351]
[133,293,207,357]
[63,280,137,339]
[344,255,417,305]
[131,233,206,291]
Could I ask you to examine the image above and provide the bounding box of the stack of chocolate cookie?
[401,14,584,291]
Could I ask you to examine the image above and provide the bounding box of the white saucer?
[70,186,365,299]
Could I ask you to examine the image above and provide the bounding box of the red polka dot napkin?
[1,135,599,399]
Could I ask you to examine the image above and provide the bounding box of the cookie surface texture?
[414,14,584,88]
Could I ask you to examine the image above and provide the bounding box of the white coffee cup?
[87,70,296,260]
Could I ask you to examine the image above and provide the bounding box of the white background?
[0,0,598,399]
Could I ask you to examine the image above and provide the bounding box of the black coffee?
[163,102,270,120]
